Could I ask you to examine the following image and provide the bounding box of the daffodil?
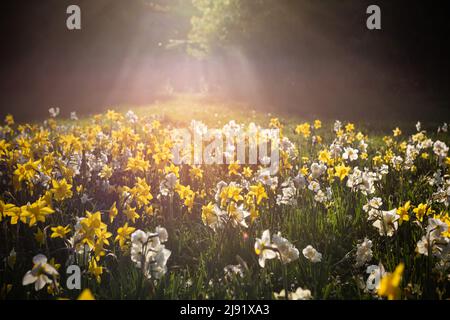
[228,161,240,176]
[189,166,203,180]
[0,201,18,223]
[219,184,243,207]
[334,164,351,181]
[14,159,40,183]
[201,202,224,231]
[51,179,73,201]
[345,123,355,133]
[50,225,71,239]
[34,228,45,246]
[295,123,310,138]
[126,152,150,173]
[124,205,140,223]
[22,254,59,291]
[313,120,322,129]
[254,230,277,268]
[20,198,54,226]
[5,114,14,125]
[99,164,113,179]
[413,203,433,222]
[0,140,10,158]
[378,263,404,300]
[302,245,322,263]
[115,222,136,249]
[372,209,400,237]
[109,202,118,223]
[393,127,402,137]
[318,149,331,164]
[228,202,250,228]
[126,177,153,208]
[164,163,180,177]
[269,118,281,129]
[88,258,103,283]
[397,201,411,224]
[248,183,268,205]
[242,166,253,178]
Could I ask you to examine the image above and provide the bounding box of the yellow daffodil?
[242,166,253,178]
[189,166,203,180]
[0,201,18,223]
[115,222,136,249]
[109,202,118,223]
[126,152,150,173]
[345,123,355,133]
[99,164,113,180]
[5,114,14,125]
[318,149,331,164]
[124,205,140,223]
[313,120,322,129]
[228,161,240,176]
[34,228,46,246]
[165,163,180,177]
[378,263,404,300]
[248,183,268,205]
[393,127,402,137]
[51,179,73,201]
[220,185,243,207]
[50,225,71,239]
[295,123,310,138]
[14,159,40,183]
[269,118,281,129]
[334,164,351,181]
[413,203,433,222]
[397,201,411,225]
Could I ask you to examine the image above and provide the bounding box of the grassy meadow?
[0,97,449,300]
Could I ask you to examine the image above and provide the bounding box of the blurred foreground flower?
[378,263,404,300]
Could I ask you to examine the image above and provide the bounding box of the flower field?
[0,101,449,300]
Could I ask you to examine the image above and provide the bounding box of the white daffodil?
[151,247,172,279]
[255,230,277,268]
[302,245,322,263]
[228,203,250,228]
[48,107,60,118]
[272,232,299,264]
[274,287,313,300]
[363,197,383,213]
[22,254,59,291]
[130,228,171,280]
[310,162,327,179]
[433,140,449,158]
[372,209,399,237]
[416,121,421,132]
[155,226,169,243]
[125,110,138,124]
[257,169,278,187]
[355,238,373,267]
[416,218,449,257]
[343,147,359,161]
[276,183,297,206]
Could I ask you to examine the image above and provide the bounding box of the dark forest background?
[0,0,449,122]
